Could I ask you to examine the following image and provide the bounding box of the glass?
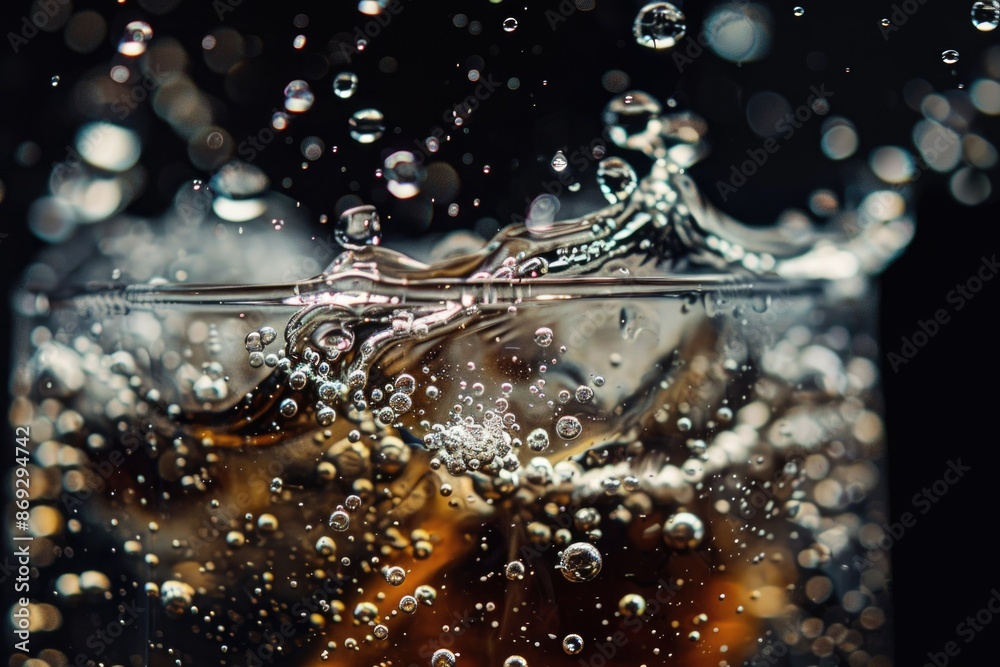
[13,1,990,666]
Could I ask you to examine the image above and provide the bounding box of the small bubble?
[333,71,359,99]
[329,509,350,531]
[557,542,603,582]
[942,49,960,64]
[972,1,1000,31]
[118,20,153,56]
[555,416,582,440]
[574,385,594,403]
[633,2,686,49]
[793,6,805,17]
[431,649,456,667]
[505,561,526,580]
[562,634,584,654]
[662,512,705,550]
[534,327,554,347]
[335,204,382,249]
[279,398,298,417]
[551,150,568,172]
[503,657,528,667]
[283,80,315,113]
[345,494,362,511]
[400,595,418,613]
[50,75,60,87]
[349,108,385,143]
[503,17,518,32]
[384,566,406,586]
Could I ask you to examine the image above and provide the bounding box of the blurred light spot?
[920,93,950,122]
[118,20,153,57]
[144,38,189,78]
[902,78,933,112]
[202,35,217,49]
[808,189,839,217]
[28,197,76,242]
[971,78,1000,115]
[962,133,998,168]
[31,0,71,32]
[188,126,233,170]
[601,69,631,94]
[950,167,991,205]
[293,14,309,28]
[423,162,461,202]
[73,177,125,222]
[203,27,246,75]
[137,0,182,14]
[212,197,267,222]
[301,136,325,161]
[861,191,905,222]
[378,56,398,73]
[75,122,141,172]
[704,3,773,64]
[293,34,307,49]
[64,11,107,54]
[913,120,961,172]
[746,91,791,138]
[15,141,41,167]
[820,118,858,160]
[869,146,914,184]
[110,65,130,83]
[453,14,468,28]
[358,0,387,15]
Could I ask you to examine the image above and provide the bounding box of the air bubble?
[384,566,406,585]
[118,21,153,56]
[431,649,456,667]
[400,595,418,613]
[279,398,298,417]
[555,416,583,440]
[283,80,315,113]
[662,512,705,550]
[942,49,960,65]
[534,327,554,347]
[562,634,584,654]
[349,108,385,143]
[972,1,1000,31]
[557,542,602,582]
[526,428,550,452]
[503,17,518,32]
[333,71,359,98]
[505,561,526,580]
[329,508,350,531]
[633,2,686,49]
[793,6,805,17]
[384,151,425,199]
[335,204,382,249]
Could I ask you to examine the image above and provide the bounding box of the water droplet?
[118,21,153,56]
[503,17,518,32]
[333,71,359,98]
[793,6,805,17]
[329,508,350,531]
[557,542,602,582]
[384,565,406,585]
[604,91,663,151]
[534,327,554,347]
[972,1,1000,31]
[942,49,960,64]
[662,511,705,550]
[551,150,568,172]
[335,204,382,249]
[504,560,525,580]
[349,108,385,143]
[881,18,891,27]
[563,634,584,655]
[633,2,686,49]
[555,415,583,440]
[431,649,456,667]
[526,194,561,233]
[283,80,315,113]
[384,151,425,199]
[50,75,60,87]
[399,595,418,613]
[279,398,298,417]
[596,157,639,204]
[292,34,306,49]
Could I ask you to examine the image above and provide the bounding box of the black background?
[1,0,998,664]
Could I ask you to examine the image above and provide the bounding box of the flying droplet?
[557,542,603,582]
[50,75,60,87]
[881,18,891,27]
[633,2,686,49]
[349,108,385,143]
[384,151,425,199]
[793,6,805,17]
[596,157,639,204]
[942,49,960,64]
[603,91,663,151]
[503,17,518,32]
[972,1,1000,31]
[335,204,382,249]
[118,21,153,56]
[283,80,315,113]
[662,511,705,550]
[551,150,568,172]
[333,71,359,98]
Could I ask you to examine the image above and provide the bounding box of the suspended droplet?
[793,6,805,17]
[881,18,891,27]
[349,108,385,143]
[596,157,639,204]
[333,71,359,99]
[335,204,382,249]
[972,1,1000,31]
[50,75,60,87]
[384,151,425,199]
[662,511,705,550]
[557,542,602,582]
[526,194,561,233]
[633,2,686,49]
[503,17,518,32]
[603,91,663,151]
[551,150,568,172]
[562,634,584,655]
[283,80,315,113]
[555,415,583,440]
[118,21,153,56]
[942,49,960,64]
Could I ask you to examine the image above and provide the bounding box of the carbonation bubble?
[503,657,527,667]
[279,398,298,417]
[562,634,584,654]
[415,584,437,605]
[526,428,550,452]
[161,580,194,618]
[226,531,245,546]
[555,416,583,440]
[333,71,359,98]
[395,374,416,394]
[388,392,412,413]
[431,649,456,667]
[558,542,603,582]
[942,49,960,64]
[335,204,382,249]
[503,17,518,32]
[526,194,560,232]
[793,6,805,16]
[316,406,336,426]
[349,108,385,143]
[972,1,1000,31]
[384,151,425,199]
[534,327,554,347]
[597,157,639,204]
[399,595,418,613]
[505,560,526,580]
[373,624,389,640]
[248,352,264,368]
[384,566,406,585]
[118,21,153,56]
[289,370,308,390]
[269,477,283,493]
[259,326,277,345]
[345,494,362,511]
[619,593,647,616]
[329,509,350,531]
[603,92,662,151]
[315,536,336,556]
[633,2,686,49]
[283,80,315,113]
[662,511,705,550]
[551,150,568,172]
[574,385,594,403]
